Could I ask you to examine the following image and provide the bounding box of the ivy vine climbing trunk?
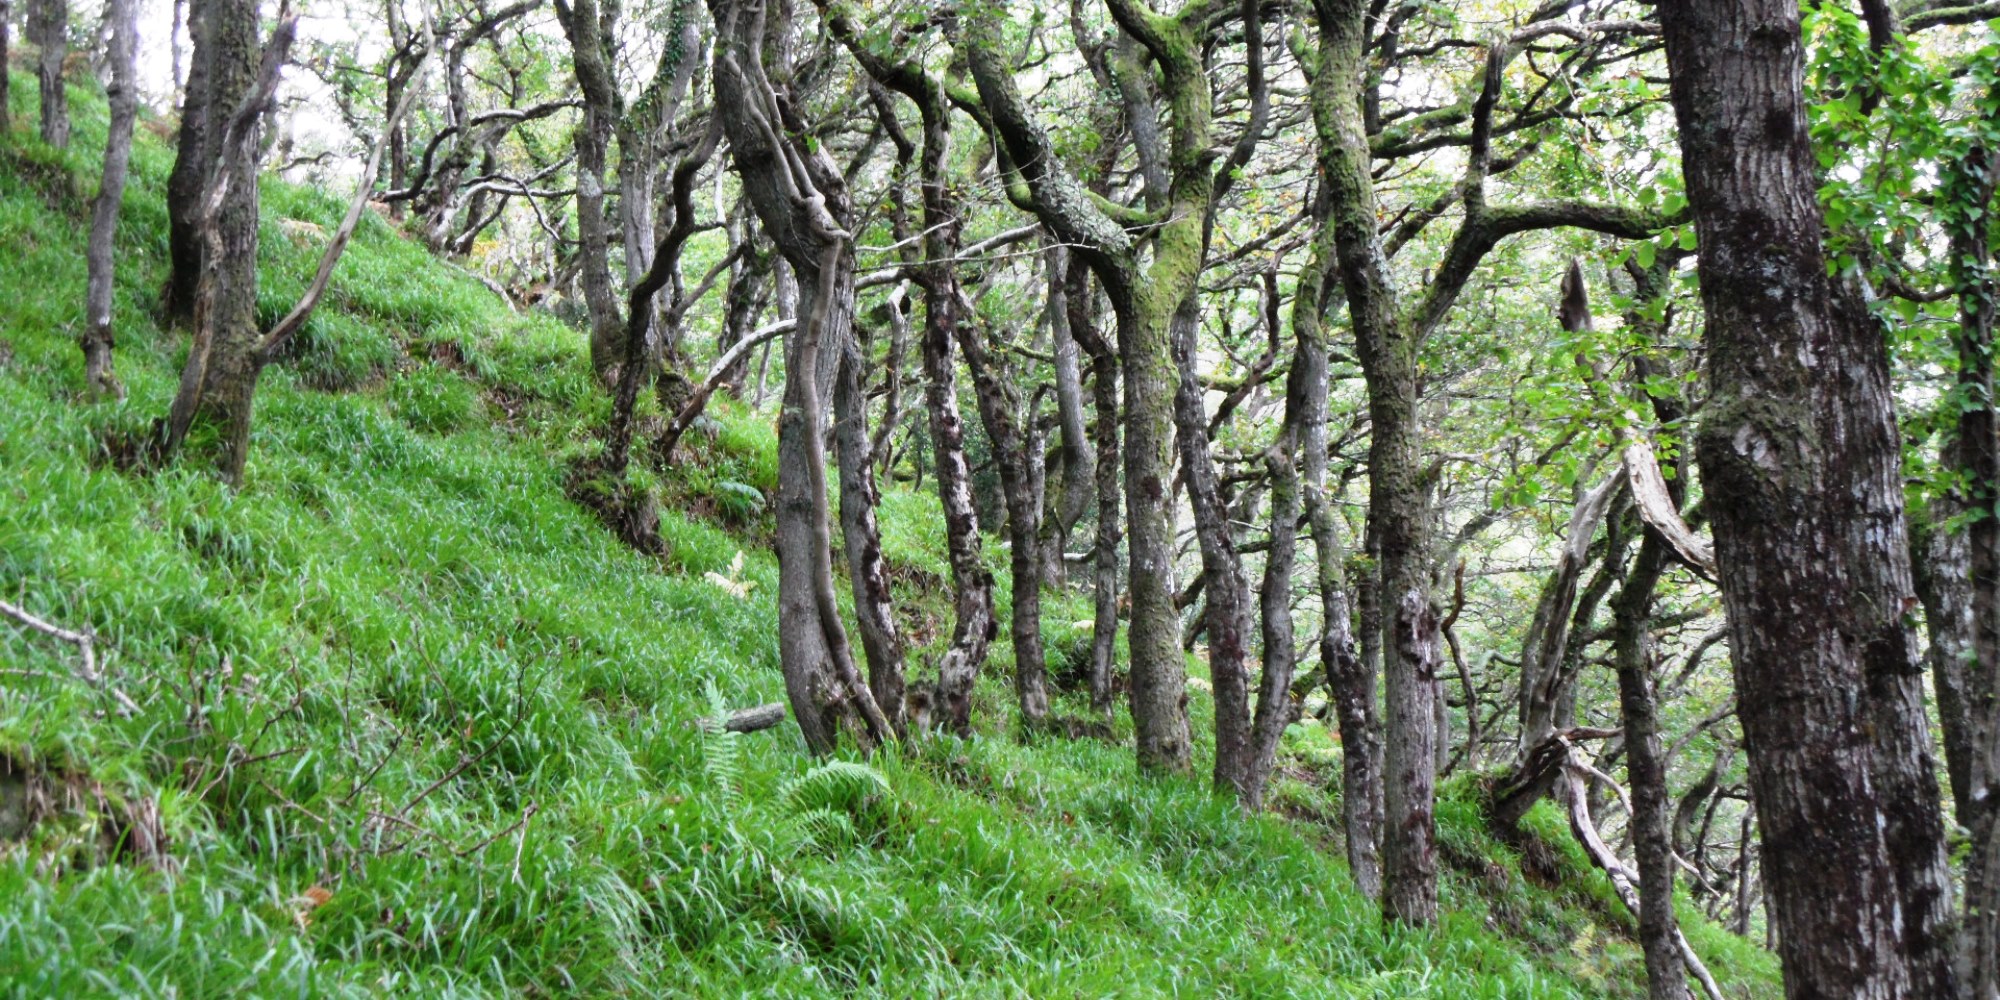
[1659,2,1960,995]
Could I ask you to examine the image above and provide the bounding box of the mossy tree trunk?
[1313,0,1438,924]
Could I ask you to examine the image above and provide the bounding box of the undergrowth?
[0,72,1780,996]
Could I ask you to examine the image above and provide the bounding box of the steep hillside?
[0,74,1778,997]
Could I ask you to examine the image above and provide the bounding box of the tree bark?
[1614,533,1691,1000]
[1,0,11,135]
[1659,3,1960,995]
[26,0,65,148]
[1074,265,1124,720]
[832,314,907,731]
[80,0,136,401]
[958,323,1052,727]
[1174,286,1257,797]
[958,1,1194,770]
[1245,267,1306,811]
[1043,245,1096,588]
[817,19,995,735]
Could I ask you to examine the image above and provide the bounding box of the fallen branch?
[1561,762,1725,1000]
[458,800,539,857]
[654,320,795,459]
[699,702,787,734]
[0,597,139,716]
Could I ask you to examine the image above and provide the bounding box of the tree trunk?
[1043,245,1096,589]
[555,0,625,382]
[158,3,276,484]
[959,326,1052,727]
[164,0,257,325]
[919,281,995,733]
[26,0,66,148]
[1318,0,1438,924]
[1659,3,1960,995]
[706,0,891,754]
[1614,533,1691,1000]
[80,0,136,401]
[1244,270,1308,811]
[1943,103,2000,998]
[832,318,907,731]
[1,0,11,135]
[1290,227,1380,894]
[1173,288,1256,797]
[1053,259,1126,718]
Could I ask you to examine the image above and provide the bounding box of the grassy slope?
[0,75,1779,997]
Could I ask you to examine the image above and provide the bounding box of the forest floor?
[0,74,1781,997]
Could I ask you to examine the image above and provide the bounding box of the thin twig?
[0,597,140,716]
[459,800,538,858]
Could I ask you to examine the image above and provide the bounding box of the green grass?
[0,73,1781,997]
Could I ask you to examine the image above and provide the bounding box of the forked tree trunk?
[1659,3,1960,995]
[707,0,890,754]
[80,0,136,400]
[158,5,278,483]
